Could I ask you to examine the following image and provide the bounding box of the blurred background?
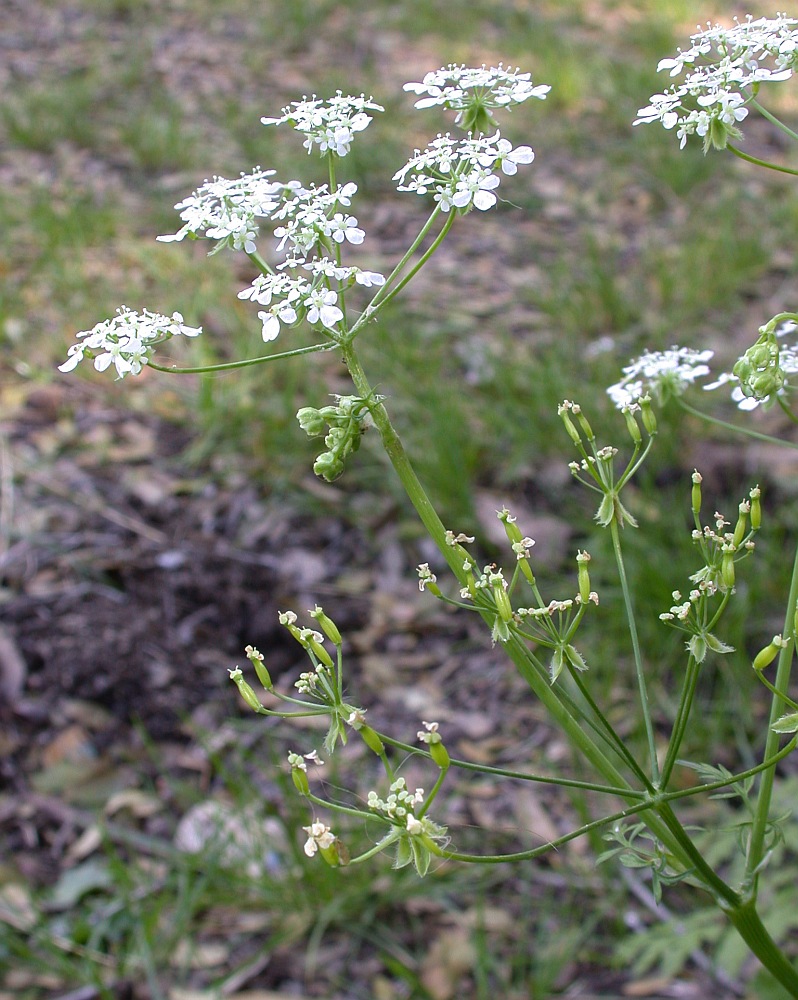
[2,1,798,997]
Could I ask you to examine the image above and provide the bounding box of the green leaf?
[772,712,798,734]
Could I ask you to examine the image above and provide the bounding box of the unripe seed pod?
[306,635,334,669]
[310,606,342,646]
[623,407,642,444]
[492,580,513,623]
[732,504,748,548]
[562,412,581,445]
[640,395,657,435]
[691,471,702,516]
[750,486,761,530]
[358,724,385,756]
[576,550,591,604]
[228,668,263,713]
[721,548,736,589]
[753,638,782,672]
[574,406,595,441]
[291,767,310,795]
[429,740,450,770]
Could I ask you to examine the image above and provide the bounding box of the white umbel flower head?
[635,14,798,150]
[404,63,550,131]
[607,347,714,408]
[59,307,201,379]
[262,92,384,156]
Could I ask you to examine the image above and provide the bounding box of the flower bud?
[313,451,345,481]
[309,606,342,645]
[228,667,263,713]
[246,644,273,691]
[691,471,702,516]
[297,407,325,436]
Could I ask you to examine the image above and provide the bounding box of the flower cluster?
[607,347,714,408]
[367,777,425,824]
[404,63,549,131]
[155,169,292,253]
[262,92,384,157]
[394,131,534,211]
[635,14,798,149]
[58,307,201,380]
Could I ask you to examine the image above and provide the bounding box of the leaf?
[772,712,798,734]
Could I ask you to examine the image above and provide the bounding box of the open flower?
[607,347,714,408]
[302,821,336,857]
[262,92,384,156]
[635,14,798,150]
[59,307,201,379]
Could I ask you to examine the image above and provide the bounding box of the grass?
[4,0,798,994]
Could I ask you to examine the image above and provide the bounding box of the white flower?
[394,131,534,211]
[404,63,550,123]
[59,307,201,379]
[156,169,294,252]
[262,92,384,157]
[607,347,714,408]
[302,821,336,857]
[304,288,343,329]
[636,14,798,148]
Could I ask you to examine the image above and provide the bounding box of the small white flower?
[403,63,550,123]
[302,821,336,857]
[304,288,343,329]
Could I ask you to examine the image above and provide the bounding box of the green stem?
[727,142,798,177]
[745,537,798,886]
[724,900,798,997]
[677,398,798,450]
[659,656,701,790]
[149,341,338,374]
[611,518,660,784]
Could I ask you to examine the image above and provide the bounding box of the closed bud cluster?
[296,395,374,482]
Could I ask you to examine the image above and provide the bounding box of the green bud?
[309,606,342,645]
[313,452,345,481]
[297,407,325,436]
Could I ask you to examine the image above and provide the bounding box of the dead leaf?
[420,925,475,1000]
[104,788,163,818]
[171,938,229,969]
[0,883,37,931]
